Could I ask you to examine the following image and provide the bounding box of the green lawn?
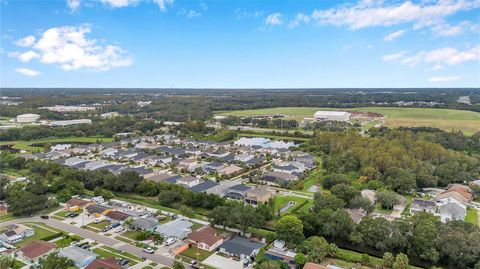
[274,195,310,214]
[87,220,111,229]
[12,260,25,269]
[0,213,15,223]
[0,136,113,152]
[180,245,214,261]
[465,208,479,226]
[102,246,143,262]
[121,230,143,240]
[92,247,139,265]
[216,106,480,134]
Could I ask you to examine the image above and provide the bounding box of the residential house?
[16,240,56,264]
[0,224,34,244]
[218,236,265,262]
[51,144,71,151]
[64,157,87,167]
[100,147,118,158]
[85,257,123,269]
[187,226,224,252]
[65,198,93,212]
[261,172,299,186]
[245,186,272,205]
[226,184,252,200]
[438,198,467,222]
[265,240,296,267]
[190,180,219,193]
[218,165,243,176]
[91,196,105,204]
[85,204,111,217]
[177,176,201,188]
[144,173,175,183]
[203,162,225,174]
[145,156,172,166]
[346,208,365,223]
[130,217,159,232]
[84,160,108,171]
[155,218,193,240]
[234,153,253,163]
[59,246,97,268]
[410,199,436,215]
[245,157,265,167]
[104,211,130,224]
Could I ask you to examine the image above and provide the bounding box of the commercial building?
[313,111,351,122]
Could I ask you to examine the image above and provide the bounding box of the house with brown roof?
[245,186,272,205]
[104,211,130,223]
[218,165,243,176]
[187,226,224,252]
[441,184,473,201]
[16,240,56,263]
[65,198,93,212]
[86,257,123,269]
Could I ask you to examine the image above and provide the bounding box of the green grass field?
[274,195,311,214]
[0,136,113,152]
[15,225,57,247]
[216,107,480,134]
[465,208,479,226]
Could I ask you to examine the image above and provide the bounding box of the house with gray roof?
[131,217,159,232]
[410,199,436,215]
[226,184,252,200]
[190,180,218,193]
[59,246,97,268]
[155,218,192,239]
[219,236,265,262]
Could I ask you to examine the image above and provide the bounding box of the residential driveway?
[1,217,176,267]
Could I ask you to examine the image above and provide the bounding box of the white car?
[143,247,155,254]
[165,237,176,246]
[93,219,103,224]
[114,226,125,233]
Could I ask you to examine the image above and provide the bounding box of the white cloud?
[428,76,460,82]
[15,35,36,47]
[310,0,480,30]
[67,0,81,11]
[11,25,133,71]
[15,68,41,77]
[152,0,173,11]
[187,10,200,18]
[383,51,408,61]
[288,13,310,29]
[383,29,405,41]
[100,0,139,8]
[384,45,480,69]
[9,50,40,62]
[265,13,283,26]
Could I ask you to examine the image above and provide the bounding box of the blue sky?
[1,0,479,88]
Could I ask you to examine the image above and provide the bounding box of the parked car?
[143,247,154,254]
[114,226,125,233]
[118,259,129,266]
[81,244,89,249]
[93,218,103,224]
[111,222,121,228]
[165,237,176,246]
[40,215,49,219]
[102,226,112,232]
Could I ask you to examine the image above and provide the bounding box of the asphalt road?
[1,216,175,267]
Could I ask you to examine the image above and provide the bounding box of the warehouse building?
[313,111,351,122]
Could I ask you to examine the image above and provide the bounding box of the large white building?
[16,113,40,123]
[313,111,351,122]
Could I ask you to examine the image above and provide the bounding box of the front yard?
[16,224,58,247]
[180,245,214,261]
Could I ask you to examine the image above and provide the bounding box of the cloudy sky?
[1,0,479,88]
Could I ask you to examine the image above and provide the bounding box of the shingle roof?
[86,257,123,269]
[85,204,110,214]
[219,236,264,257]
[190,180,218,193]
[19,240,55,259]
[229,184,252,192]
[188,227,223,247]
[105,211,130,221]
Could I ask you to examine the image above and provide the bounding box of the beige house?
[218,165,243,176]
[245,186,272,205]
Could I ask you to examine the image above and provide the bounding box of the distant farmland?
[216,107,480,134]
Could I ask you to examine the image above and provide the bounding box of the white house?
[314,111,351,122]
[177,176,200,188]
[0,224,34,244]
[51,144,72,151]
[438,201,467,222]
[84,160,108,171]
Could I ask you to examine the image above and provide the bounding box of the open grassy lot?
[87,220,110,229]
[0,136,113,152]
[216,107,480,134]
[465,208,479,226]
[121,230,143,240]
